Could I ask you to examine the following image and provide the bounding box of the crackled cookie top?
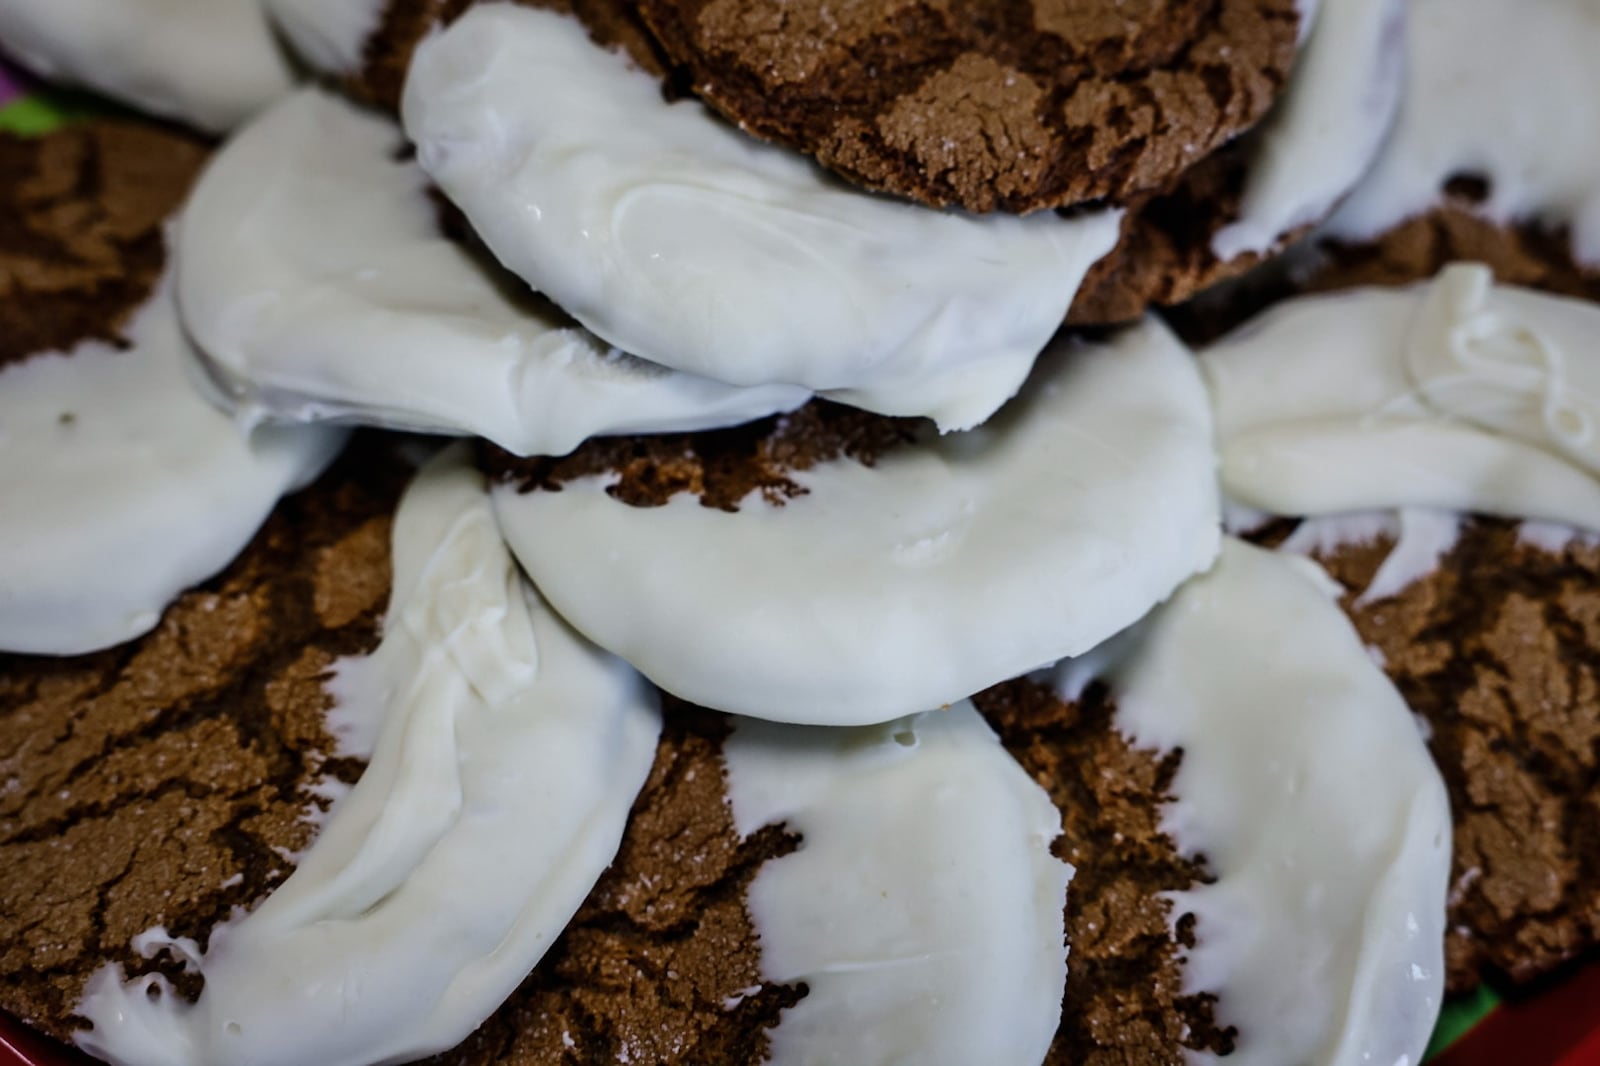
[632,0,1300,213]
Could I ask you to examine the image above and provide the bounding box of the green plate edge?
[0,87,117,134]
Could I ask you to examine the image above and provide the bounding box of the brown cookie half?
[631,0,1300,214]
[1256,520,1600,996]
[0,121,207,370]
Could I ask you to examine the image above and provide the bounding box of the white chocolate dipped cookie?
[179,88,806,458]
[488,317,1220,726]
[1061,539,1450,1066]
[0,0,294,133]
[76,447,663,1066]
[0,122,344,656]
[401,4,1122,432]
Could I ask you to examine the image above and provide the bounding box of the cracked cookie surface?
[631,0,1299,213]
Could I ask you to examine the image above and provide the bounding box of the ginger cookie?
[630,0,1300,213]
[0,436,408,1042]
[485,319,1218,727]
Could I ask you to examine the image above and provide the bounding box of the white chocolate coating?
[1325,0,1600,264]
[1213,0,1406,259]
[180,89,806,457]
[0,0,293,133]
[0,267,343,656]
[1203,265,1600,530]
[76,447,662,1066]
[401,4,1122,432]
[724,705,1068,1066]
[1085,539,1449,1066]
[493,318,1220,726]
[264,0,385,77]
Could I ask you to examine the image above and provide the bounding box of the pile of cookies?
[1,1,1597,1064]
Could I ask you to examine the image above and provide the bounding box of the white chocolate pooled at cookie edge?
[1203,264,1600,531]
[1076,538,1449,1066]
[723,705,1068,1066]
[0,266,344,657]
[1324,0,1600,264]
[76,447,663,1066]
[0,0,293,133]
[493,316,1220,727]
[1211,0,1406,260]
[401,4,1123,432]
[180,89,806,457]
[264,0,386,77]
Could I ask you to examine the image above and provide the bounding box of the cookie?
[72,447,663,1066]
[486,318,1218,726]
[1272,517,1600,994]
[0,121,344,655]
[1197,252,1600,993]
[630,0,1299,213]
[180,87,804,458]
[0,0,293,133]
[402,4,1121,433]
[1314,0,1600,292]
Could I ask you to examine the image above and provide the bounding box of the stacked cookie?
[1,2,1597,1065]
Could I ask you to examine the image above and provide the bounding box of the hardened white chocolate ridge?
[0,0,293,133]
[0,266,344,656]
[402,4,1123,432]
[1325,0,1600,264]
[76,448,663,1066]
[1075,539,1449,1066]
[264,0,386,76]
[723,705,1068,1066]
[1203,264,1600,531]
[180,89,807,458]
[1212,0,1405,259]
[493,316,1220,726]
